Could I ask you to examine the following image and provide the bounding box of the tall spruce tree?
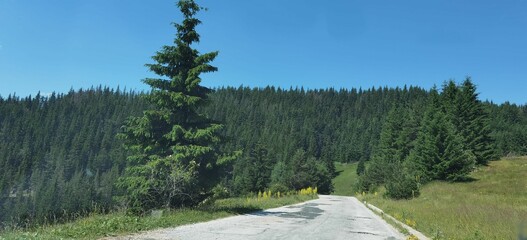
[406,89,475,182]
[441,79,496,165]
[118,0,228,212]
[360,105,418,187]
[232,143,273,194]
[440,80,461,121]
[457,78,497,165]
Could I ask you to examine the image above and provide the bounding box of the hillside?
[1,86,526,227]
[359,157,527,239]
[332,162,358,196]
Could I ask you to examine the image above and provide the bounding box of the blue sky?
[0,0,526,104]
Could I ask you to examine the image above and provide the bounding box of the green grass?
[0,194,316,240]
[332,162,358,196]
[359,157,527,240]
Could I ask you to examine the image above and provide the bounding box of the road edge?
[361,201,430,240]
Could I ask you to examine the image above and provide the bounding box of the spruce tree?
[440,80,461,122]
[117,0,228,212]
[457,78,497,165]
[406,89,475,182]
[285,149,333,193]
[362,107,404,186]
[249,143,273,192]
[441,78,497,165]
[385,162,420,199]
[356,159,365,176]
[270,161,290,190]
[289,149,311,190]
[232,143,273,194]
[360,105,418,188]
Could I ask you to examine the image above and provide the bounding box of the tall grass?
[359,157,527,240]
[0,194,316,240]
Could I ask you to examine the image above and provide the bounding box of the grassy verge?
[332,162,358,196]
[358,157,527,240]
[0,194,316,240]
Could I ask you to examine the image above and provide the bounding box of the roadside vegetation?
[2,71,526,230]
[1,0,527,235]
[359,157,527,240]
[0,190,317,240]
[358,80,497,200]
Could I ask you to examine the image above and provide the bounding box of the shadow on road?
[200,205,264,215]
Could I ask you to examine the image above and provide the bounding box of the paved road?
[110,195,404,240]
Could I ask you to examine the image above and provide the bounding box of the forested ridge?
[0,88,147,226]
[0,84,526,227]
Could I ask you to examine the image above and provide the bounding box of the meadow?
[357,157,527,240]
[332,162,359,196]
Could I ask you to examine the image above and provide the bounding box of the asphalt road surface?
[109,195,404,240]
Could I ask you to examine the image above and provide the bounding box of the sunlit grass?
[332,162,358,196]
[0,194,316,240]
[358,157,527,240]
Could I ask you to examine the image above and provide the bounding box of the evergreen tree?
[356,159,365,176]
[488,101,527,156]
[440,80,460,121]
[283,149,334,193]
[117,0,228,212]
[457,78,497,165]
[289,149,312,190]
[1,79,523,225]
[270,161,290,191]
[406,89,475,182]
[359,104,419,190]
[441,79,497,165]
[249,144,274,192]
[385,162,420,199]
[232,143,273,194]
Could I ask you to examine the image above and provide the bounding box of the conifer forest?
[1,0,527,230]
[0,83,526,226]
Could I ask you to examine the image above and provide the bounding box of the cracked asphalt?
[107,195,404,240]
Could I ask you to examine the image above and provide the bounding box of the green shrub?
[211,183,230,200]
[385,173,419,200]
[269,183,289,194]
[356,173,378,193]
[356,159,366,176]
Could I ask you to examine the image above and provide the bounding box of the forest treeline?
[0,83,526,226]
[358,79,499,199]
[0,88,147,226]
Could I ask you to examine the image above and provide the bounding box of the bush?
[385,173,420,199]
[356,159,365,176]
[270,161,289,187]
[211,184,230,200]
[269,183,289,194]
[312,161,334,194]
[356,167,382,193]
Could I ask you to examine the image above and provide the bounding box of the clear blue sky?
[1,0,526,104]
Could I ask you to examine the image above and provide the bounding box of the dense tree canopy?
[0,88,147,226]
[0,82,525,226]
[406,89,475,183]
[359,79,498,199]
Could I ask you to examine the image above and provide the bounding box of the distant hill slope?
[332,162,358,196]
[360,157,527,240]
[1,86,526,227]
